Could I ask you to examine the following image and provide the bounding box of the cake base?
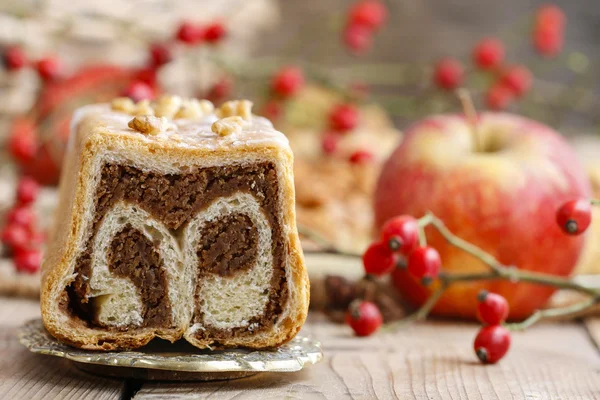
[18,319,322,382]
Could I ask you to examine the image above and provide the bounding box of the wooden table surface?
[2,296,600,400]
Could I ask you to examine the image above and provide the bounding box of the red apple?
[374,113,591,320]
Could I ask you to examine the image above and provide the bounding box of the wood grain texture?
[0,297,124,400]
[135,314,600,400]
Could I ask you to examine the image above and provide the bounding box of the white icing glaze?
[73,103,290,151]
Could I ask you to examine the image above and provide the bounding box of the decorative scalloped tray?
[18,319,323,381]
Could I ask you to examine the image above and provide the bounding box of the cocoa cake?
[40,96,309,350]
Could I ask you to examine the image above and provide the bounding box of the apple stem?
[456,88,481,152]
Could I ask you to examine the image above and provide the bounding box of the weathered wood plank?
[0,297,125,400]
[135,314,600,400]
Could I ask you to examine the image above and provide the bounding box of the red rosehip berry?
[149,43,172,67]
[349,150,374,164]
[407,246,441,285]
[175,21,205,44]
[345,300,383,336]
[433,58,464,91]
[261,100,283,122]
[1,224,30,250]
[474,325,511,364]
[135,67,158,86]
[206,77,233,102]
[362,241,397,276]
[343,24,373,54]
[8,131,38,164]
[122,81,155,102]
[204,23,227,44]
[556,198,592,235]
[3,46,27,71]
[500,66,532,97]
[476,290,509,325]
[329,104,359,132]
[472,38,505,70]
[533,26,563,57]
[16,177,40,205]
[35,56,63,82]
[321,132,340,155]
[535,4,565,31]
[13,248,42,274]
[6,205,37,228]
[271,66,304,98]
[486,84,513,111]
[348,0,388,31]
[380,215,419,254]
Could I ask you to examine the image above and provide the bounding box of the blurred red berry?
[175,21,205,44]
[486,84,513,110]
[3,46,27,71]
[271,66,304,97]
[204,23,227,43]
[434,58,464,90]
[13,248,42,274]
[380,215,419,254]
[535,4,566,31]
[556,198,591,235]
[362,241,396,276]
[348,0,388,31]
[321,132,340,155]
[343,24,373,54]
[122,81,155,102]
[8,131,38,164]
[261,100,283,122]
[533,26,563,57]
[472,38,505,70]
[6,206,36,228]
[1,224,29,250]
[135,67,158,86]
[345,300,383,336]
[16,177,40,205]
[206,77,233,103]
[500,66,532,97]
[477,291,509,325]
[329,104,359,132]
[35,56,63,81]
[149,43,172,67]
[474,325,511,364]
[349,149,374,164]
[407,246,441,285]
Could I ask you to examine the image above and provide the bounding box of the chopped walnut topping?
[133,99,155,116]
[111,97,135,113]
[211,116,245,136]
[128,115,174,135]
[216,100,253,121]
[175,99,215,119]
[154,95,183,118]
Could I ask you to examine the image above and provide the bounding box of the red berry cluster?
[319,103,367,163]
[2,46,64,82]
[120,20,229,103]
[533,5,565,57]
[258,66,306,123]
[342,1,388,54]
[432,4,565,111]
[556,198,592,235]
[176,21,227,46]
[1,177,44,274]
[474,291,511,364]
[361,215,442,284]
